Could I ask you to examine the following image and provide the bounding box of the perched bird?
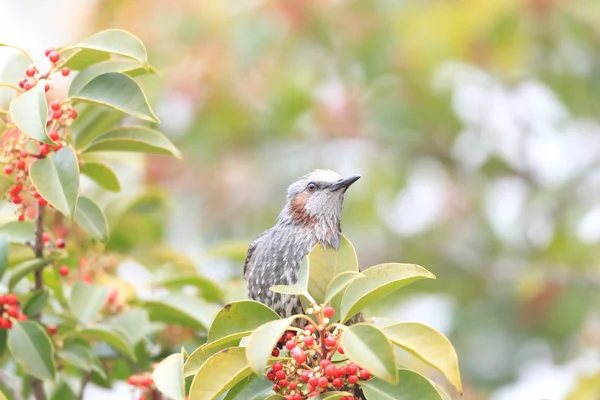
[244,170,360,319]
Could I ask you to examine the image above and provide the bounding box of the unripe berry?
[317,377,328,388]
[348,374,358,384]
[61,67,70,77]
[59,265,69,276]
[4,165,14,174]
[48,51,60,63]
[290,346,306,364]
[48,325,57,335]
[25,67,36,77]
[55,238,65,248]
[15,160,25,169]
[324,335,337,348]
[323,306,335,318]
[49,131,59,141]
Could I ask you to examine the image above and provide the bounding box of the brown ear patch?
[290,192,314,225]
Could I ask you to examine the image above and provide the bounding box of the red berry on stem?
[332,378,343,389]
[293,395,302,400]
[52,110,63,120]
[44,48,54,57]
[285,331,295,341]
[49,131,59,141]
[303,335,314,346]
[347,363,358,375]
[48,51,60,63]
[6,305,19,318]
[290,346,306,364]
[11,196,22,204]
[277,379,288,388]
[308,377,318,387]
[50,100,61,111]
[61,67,70,77]
[301,371,310,382]
[139,376,153,387]
[45,83,50,92]
[48,325,57,335]
[17,313,27,321]
[359,369,371,380]
[266,369,275,381]
[323,306,335,318]
[324,335,337,348]
[305,324,316,334]
[23,81,32,91]
[320,359,331,369]
[39,144,50,156]
[68,109,77,119]
[337,345,345,354]
[38,198,48,206]
[275,370,286,380]
[53,144,63,152]
[285,339,296,350]
[56,238,65,248]
[18,214,25,222]
[4,165,13,174]
[107,289,118,303]
[325,364,339,377]
[43,233,51,243]
[288,381,297,390]
[272,362,282,372]
[348,374,358,384]
[16,160,25,169]
[317,377,328,388]
[59,265,69,276]
[9,183,22,195]
[6,294,17,305]
[25,67,36,77]
[271,348,279,357]
[18,79,26,89]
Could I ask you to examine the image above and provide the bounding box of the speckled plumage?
[244,170,359,318]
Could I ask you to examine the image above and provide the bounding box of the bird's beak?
[331,175,361,192]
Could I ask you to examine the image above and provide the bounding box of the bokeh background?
[2,0,600,399]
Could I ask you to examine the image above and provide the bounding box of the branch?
[31,203,47,400]
[77,372,92,400]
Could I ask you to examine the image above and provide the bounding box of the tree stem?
[31,203,47,400]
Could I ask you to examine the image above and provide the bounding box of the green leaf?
[269,258,309,297]
[382,322,462,394]
[69,60,154,97]
[340,323,397,384]
[74,197,109,241]
[29,147,80,218]
[325,271,364,304]
[64,29,148,66]
[73,106,125,150]
[62,48,111,70]
[153,352,185,400]
[360,368,444,400]
[0,221,34,244]
[59,343,93,371]
[80,162,121,192]
[71,72,159,123]
[207,301,280,348]
[147,273,223,303]
[104,309,150,345]
[312,392,354,400]
[307,235,359,304]
[223,375,273,400]
[340,263,435,323]
[69,282,107,325]
[0,330,7,357]
[8,321,56,380]
[184,341,234,378]
[22,289,49,317]
[49,379,77,400]
[79,326,135,359]
[245,317,294,375]
[9,80,51,143]
[82,126,181,159]
[0,175,13,198]
[144,294,217,330]
[9,258,53,290]
[189,347,253,400]
[0,235,8,281]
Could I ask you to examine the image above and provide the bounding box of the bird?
[244,169,360,320]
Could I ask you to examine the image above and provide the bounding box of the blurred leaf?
[189,347,253,400]
[0,221,34,244]
[69,60,154,97]
[74,106,124,150]
[0,330,7,357]
[566,372,600,400]
[360,368,444,400]
[59,343,93,371]
[312,393,354,400]
[49,380,77,400]
[382,322,462,394]
[340,323,397,384]
[203,241,250,263]
[0,175,12,198]
[207,301,280,348]
[9,258,53,290]
[153,352,185,400]
[8,79,51,143]
[223,375,273,400]
[74,196,109,241]
[325,272,364,304]
[144,294,216,330]
[104,309,150,346]
[64,29,148,66]
[0,235,7,281]
[341,264,435,323]
[71,72,159,123]
[245,317,294,375]
[79,326,135,360]
[82,126,180,159]
[80,162,121,192]
[62,48,111,70]
[8,321,56,380]
[69,282,108,325]
[22,289,49,317]
[184,341,234,378]
[148,273,223,303]
[29,148,80,218]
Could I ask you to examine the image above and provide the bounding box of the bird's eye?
[307,183,316,192]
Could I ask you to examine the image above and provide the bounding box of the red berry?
[15,160,25,169]
[266,369,276,381]
[68,109,77,119]
[285,396,293,400]
[48,325,57,335]
[127,376,139,386]
[332,378,343,389]
[272,348,279,357]
[44,48,54,57]
[50,100,61,111]
[320,359,331,369]
[6,305,19,318]
[11,196,22,204]
[293,395,302,400]
[9,183,22,195]
[323,306,335,318]
[317,377,328,388]
[53,144,63,152]
[52,110,63,120]
[18,79,26,89]
[139,376,153,387]
[4,165,13,174]
[308,377,318,387]
[303,335,314,346]
[348,374,358,384]
[23,81,33,90]
[39,144,50,156]
[82,274,92,283]
[107,289,118,303]
[18,214,25,222]
[275,370,286,380]
[325,365,339,378]
[61,67,70,77]
[272,362,282,372]
[48,51,60,63]
[56,238,65,248]
[0,296,6,305]
[337,345,345,354]
[324,335,337,348]
[17,313,27,321]
[38,198,48,206]
[277,379,288,388]
[290,346,306,364]
[359,369,371,380]
[301,371,310,382]
[25,67,36,77]
[49,131,60,141]
[347,363,358,375]
[59,265,69,276]
[305,324,316,334]
[0,318,8,329]
[45,83,50,92]
[288,381,297,390]
[285,331,295,341]
[43,233,51,243]
[338,366,348,376]
[6,294,18,305]
[286,339,296,350]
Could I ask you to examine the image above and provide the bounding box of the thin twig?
[31,203,47,400]
[77,371,92,400]
[0,83,22,93]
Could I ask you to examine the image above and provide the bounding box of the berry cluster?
[128,373,158,400]
[266,305,370,399]
[18,48,70,93]
[0,294,27,329]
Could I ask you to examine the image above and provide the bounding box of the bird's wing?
[243,229,271,280]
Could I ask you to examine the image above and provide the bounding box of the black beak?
[331,175,361,192]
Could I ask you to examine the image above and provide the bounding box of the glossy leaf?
[325,271,364,304]
[22,289,49,317]
[184,341,234,378]
[79,326,135,359]
[9,81,50,143]
[340,323,397,384]
[74,196,109,241]
[245,316,294,375]
[360,368,444,400]
[145,294,217,330]
[74,107,125,150]
[341,263,436,323]
[62,48,110,70]
[80,162,121,192]
[82,126,180,158]
[69,282,108,325]
[207,301,280,348]
[189,347,253,400]
[0,235,7,281]
[153,352,185,400]
[69,60,153,97]
[223,376,273,400]
[0,221,35,244]
[64,29,148,65]
[59,343,93,371]
[29,148,80,218]
[382,322,462,394]
[9,258,53,290]
[71,72,159,123]
[8,321,56,380]
[307,235,359,304]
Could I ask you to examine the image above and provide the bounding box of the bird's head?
[279,170,360,228]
